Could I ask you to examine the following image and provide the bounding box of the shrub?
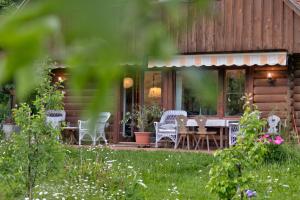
[207,94,268,200]
[264,143,300,164]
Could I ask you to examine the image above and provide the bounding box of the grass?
[1,145,300,199]
[104,150,215,199]
[63,147,300,200]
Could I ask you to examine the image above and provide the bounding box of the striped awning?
[148,52,287,68]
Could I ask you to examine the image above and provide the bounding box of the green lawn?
[61,147,300,200]
[2,147,300,199]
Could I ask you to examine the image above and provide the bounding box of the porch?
[51,51,299,148]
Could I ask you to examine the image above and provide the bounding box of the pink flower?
[273,136,284,145]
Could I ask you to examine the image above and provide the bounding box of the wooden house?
[54,0,300,143]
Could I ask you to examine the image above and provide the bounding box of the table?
[62,126,79,145]
[186,119,227,148]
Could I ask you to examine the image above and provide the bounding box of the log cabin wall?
[253,66,289,120]
[292,54,300,133]
[51,68,119,143]
[174,0,300,54]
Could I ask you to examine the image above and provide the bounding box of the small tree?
[0,68,64,199]
[207,94,267,200]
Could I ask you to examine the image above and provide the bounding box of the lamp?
[58,76,64,82]
[123,77,134,89]
[267,72,275,85]
[148,73,161,98]
[148,87,161,98]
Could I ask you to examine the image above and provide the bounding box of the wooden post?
[246,67,254,104]
[112,84,121,143]
[218,69,225,117]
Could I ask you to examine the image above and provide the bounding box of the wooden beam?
[218,69,225,117]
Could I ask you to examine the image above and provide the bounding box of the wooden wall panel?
[224,0,234,51]
[233,0,243,50]
[253,66,289,118]
[253,0,263,50]
[263,0,273,49]
[174,0,300,53]
[273,0,284,49]
[294,14,300,52]
[242,0,253,50]
[214,0,225,51]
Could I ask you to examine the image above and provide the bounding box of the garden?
[0,145,300,199]
[0,73,300,199]
[1,1,300,200]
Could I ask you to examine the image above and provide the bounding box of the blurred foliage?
[32,61,64,111]
[181,68,218,115]
[0,0,209,119]
[0,0,22,13]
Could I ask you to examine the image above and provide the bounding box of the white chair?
[154,110,187,148]
[78,112,110,146]
[228,120,239,146]
[267,115,281,134]
[46,110,66,129]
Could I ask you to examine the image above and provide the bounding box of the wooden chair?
[194,116,218,152]
[175,115,194,150]
[267,115,281,134]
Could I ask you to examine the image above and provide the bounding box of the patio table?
[186,119,227,148]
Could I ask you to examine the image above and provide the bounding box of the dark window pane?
[176,69,218,116]
[225,70,245,116]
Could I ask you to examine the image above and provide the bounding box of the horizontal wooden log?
[256,102,287,111]
[63,109,83,117]
[293,94,300,102]
[294,111,300,119]
[294,78,300,85]
[296,119,300,127]
[294,86,300,94]
[64,103,84,110]
[254,86,287,95]
[254,66,288,71]
[260,111,288,119]
[294,102,300,111]
[64,96,92,104]
[254,94,287,103]
[254,71,288,79]
[254,78,288,86]
[294,70,300,78]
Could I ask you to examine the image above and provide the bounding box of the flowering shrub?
[259,134,284,145]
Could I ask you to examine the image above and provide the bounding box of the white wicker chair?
[154,110,187,148]
[228,120,239,146]
[46,110,66,129]
[267,115,281,134]
[78,112,111,146]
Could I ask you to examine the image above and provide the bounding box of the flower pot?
[134,132,151,146]
[2,123,15,139]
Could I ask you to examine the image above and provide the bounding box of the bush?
[264,144,300,164]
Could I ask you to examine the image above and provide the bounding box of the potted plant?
[123,104,162,146]
[0,85,16,139]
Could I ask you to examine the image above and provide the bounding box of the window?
[144,71,162,106]
[176,69,218,115]
[225,70,245,116]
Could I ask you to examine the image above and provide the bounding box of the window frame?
[224,69,246,117]
[174,67,219,117]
